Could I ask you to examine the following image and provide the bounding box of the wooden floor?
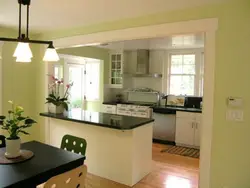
[85,143,199,188]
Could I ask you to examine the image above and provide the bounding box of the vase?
[48,103,64,114]
[5,138,21,158]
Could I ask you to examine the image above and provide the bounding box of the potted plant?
[0,101,36,158]
[46,75,73,114]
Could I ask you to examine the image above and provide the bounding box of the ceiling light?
[43,43,60,62]
[16,57,31,63]
[0,0,59,62]
[13,42,33,59]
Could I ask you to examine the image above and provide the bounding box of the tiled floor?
[85,143,199,188]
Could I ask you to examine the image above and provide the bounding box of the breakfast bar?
[40,110,154,186]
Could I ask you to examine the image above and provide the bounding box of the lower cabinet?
[103,105,117,114]
[175,112,202,148]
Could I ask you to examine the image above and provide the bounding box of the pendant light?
[0,0,59,62]
[43,43,59,62]
[13,42,33,59]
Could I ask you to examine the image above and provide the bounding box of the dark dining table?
[0,141,86,188]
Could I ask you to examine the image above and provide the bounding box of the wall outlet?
[226,109,244,122]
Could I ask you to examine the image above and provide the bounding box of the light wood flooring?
[85,143,199,188]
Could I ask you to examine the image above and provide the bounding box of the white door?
[175,117,194,146]
[194,120,201,147]
[64,63,86,111]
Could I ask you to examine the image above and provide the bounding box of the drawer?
[131,112,149,118]
[176,111,196,119]
[103,105,116,114]
[117,110,131,116]
[176,111,202,121]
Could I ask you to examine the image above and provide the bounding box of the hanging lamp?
[0,0,59,62]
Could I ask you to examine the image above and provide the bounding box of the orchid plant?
[0,101,37,140]
[46,75,73,111]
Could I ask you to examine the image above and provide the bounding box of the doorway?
[49,18,217,188]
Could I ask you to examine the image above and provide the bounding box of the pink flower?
[66,84,70,88]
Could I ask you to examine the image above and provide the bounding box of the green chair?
[60,134,87,156]
[0,135,6,148]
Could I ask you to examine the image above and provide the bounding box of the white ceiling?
[0,0,228,33]
[95,34,204,50]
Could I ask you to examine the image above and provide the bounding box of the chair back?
[61,134,87,156]
[43,165,87,188]
[0,135,6,148]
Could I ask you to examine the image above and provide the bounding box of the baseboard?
[153,139,176,146]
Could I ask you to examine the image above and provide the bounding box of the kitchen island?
[40,110,154,186]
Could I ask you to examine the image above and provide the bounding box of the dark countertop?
[152,106,202,113]
[40,110,154,130]
[103,102,202,113]
[103,101,155,106]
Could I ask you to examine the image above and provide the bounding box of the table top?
[0,141,85,188]
[40,110,154,130]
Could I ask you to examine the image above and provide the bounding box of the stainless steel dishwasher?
[152,109,176,144]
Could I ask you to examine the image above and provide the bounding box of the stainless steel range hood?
[125,49,162,78]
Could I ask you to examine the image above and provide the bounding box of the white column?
[0,42,3,115]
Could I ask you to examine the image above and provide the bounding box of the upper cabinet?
[109,52,123,88]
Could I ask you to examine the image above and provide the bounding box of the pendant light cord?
[18,2,22,39]
[26,5,30,39]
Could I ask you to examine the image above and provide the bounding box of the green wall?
[58,46,109,111]
[1,0,250,187]
[1,42,44,142]
[39,0,250,187]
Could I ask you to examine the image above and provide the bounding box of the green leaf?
[0,116,6,120]
[25,118,37,124]
[7,120,14,124]
[49,94,57,99]
[17,116,26,121]
[19,130,30,135]
[62,102,68,111]
[19,124,32,129]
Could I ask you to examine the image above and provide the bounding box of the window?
[54,64,63,80]
[167,52,204,96]
[56,56,101,111]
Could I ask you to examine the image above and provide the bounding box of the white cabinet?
[175,118,195,146]
[175,112,202,148]
[109,52,123,88]
[194,114,202,147]
[103,105,117,114]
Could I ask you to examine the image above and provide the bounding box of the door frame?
[0,42,3,115]
[49,18,217,188]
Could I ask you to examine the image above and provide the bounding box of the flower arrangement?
[46,75,73,111]
[0,101,37,140]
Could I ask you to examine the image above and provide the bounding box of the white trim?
[0,42,3,115]
[49,18,217,188]
[59,54,99,63]
[199,31,216,188]
[166,50,203,96]
[54,18,218,49]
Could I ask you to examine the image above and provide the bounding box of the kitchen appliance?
[166,95,185,106]
[116,104,152,118]
[116,88,160,118]
[153,108,176,144]
[123,50,162,78]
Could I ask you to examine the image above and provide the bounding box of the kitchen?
[46,34,204,186]
[101,35,204,150]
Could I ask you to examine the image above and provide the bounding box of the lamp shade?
[16,57,32,63]
[13,42,33,58]
[43,47,59,62]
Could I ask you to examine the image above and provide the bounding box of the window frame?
[166,49,204,97]
[61,55,101,104]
